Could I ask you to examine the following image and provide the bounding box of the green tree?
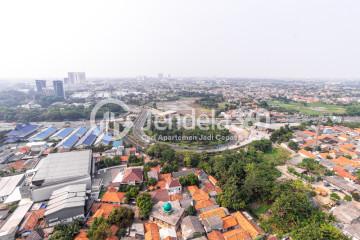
[292,223,350,240]
[250,139,273,153]
[125,186,139,200]
[147,177,158,186]
[344,195,352,202]
[183,151,201,167]
[265,192,314,234]
[179,173,199,186]
[136,193,153,219]
[49,219,82,240]
[288,141,299,151]
[88,217,111,240]
[108,206,134,229]
[185,205,196,216]
[330,192,341,202]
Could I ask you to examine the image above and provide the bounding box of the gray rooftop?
[181,216,205,239]
[45,184,86,217]
[331,202,360,224]
[324,176,360,193]
[150,200,185,226]
[0,174,24,198]
[32,150,91,186]
[344,223,360,239]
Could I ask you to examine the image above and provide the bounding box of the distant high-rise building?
[68,72,86,84]
[158,73,164,79]
[35,80,46,93]
[53,80,65,99]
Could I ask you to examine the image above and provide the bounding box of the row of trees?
[0,102,125,122]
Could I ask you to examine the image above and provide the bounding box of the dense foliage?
[199,142,348,239]
[88,207,134,240]
[346,104,360,116]
[49,219,83,240]
[0,103,124,122]
[262,181,350,240]
[201,144,282,210]
[136,193,153,219]
[195,94,224,108]
[146,143,179,173]
[179,173,200,186]
[270,126,293,143]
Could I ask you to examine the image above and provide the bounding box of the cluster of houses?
[288,125,360,240]
[0,122,265,240]
[86,163,265,240]
[293,126,360,185]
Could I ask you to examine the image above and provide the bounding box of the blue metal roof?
[53,127,73,139]
[60,127,88,149]
[62,135,79,148]
[82,134,97,146]
[102,134,112,145]
[30,127,57,141]
[7,123,39,138]
[74,127,87,137]
[112,140,123,148]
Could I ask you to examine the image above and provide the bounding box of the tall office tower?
[35,80,46,93]
[158,73,164,79]
[53,80,65,99]
[68,72,86,84]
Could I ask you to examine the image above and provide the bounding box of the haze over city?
[1,0,360,80]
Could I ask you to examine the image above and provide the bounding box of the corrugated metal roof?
[52,128,74,139]
[45,184,86,216]
[32,150,91,184]
[30,127,57,141]
[0,174,24,198]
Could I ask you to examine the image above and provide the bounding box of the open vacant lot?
[270,100,346,116]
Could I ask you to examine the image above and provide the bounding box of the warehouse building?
[45,184,87,226]
[0,174,25,202]
[30,150,93,202]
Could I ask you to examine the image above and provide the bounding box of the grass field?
[262,147,291,166]
[269,100,346,116]
[249,202,271,219]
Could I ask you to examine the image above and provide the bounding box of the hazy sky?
[0,0,359,80]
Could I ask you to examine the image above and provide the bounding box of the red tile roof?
[167,179,181,188]
[145,222,160,240]
[121,168,143,184]
[208,231,225,240]
[298,149,316,159]
[333,166,357,181]
[21,209,45,231]
[101,191,125,203]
